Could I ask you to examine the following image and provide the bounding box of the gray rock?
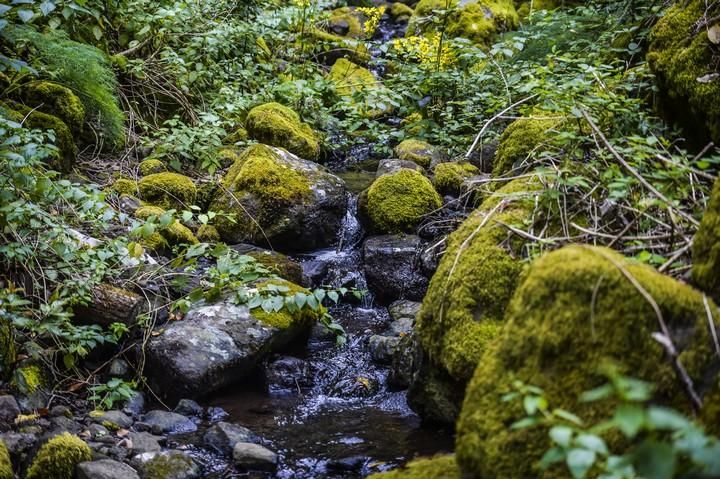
[0,432,37,462]
[77,459,140,479]
[142,410,196,434]
[389,333,422,391]
[88,423,110,439]
[147,301,311,400]
[108,359,131,379]
[264,356,312,393]
[132,450,199,479]
[123,391,146,417]
[128,432,163,455]
[206,407,229,422]
[203,422,257,456]
[173,399,203,418]
[388,300,421,323]
[93,410,133,429]
[376,158,425,177]
[232,442,278,472]
[363,235,429,303]
[0,395,20,426]
[369,335,401,364]
[49,405,72,418]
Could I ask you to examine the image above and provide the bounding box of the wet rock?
[88,423,110,440]
[388,300,421,323]
[77,459,140,479]
[173,399,203,418]
[146,298,314,400]
[49,405,72,418]
[368,335,401,364]
[388,333,422,391]
[142,410,196,434]
[331,375,380,397]
[128,432,163,455]
[203,421,258,456]
[0,395,20,427]
[206,407,229,423]
[0,432,37,464]
[132,450,199,479]
[123,392,146,417]
[376,158,424,177]
[467,140,498,173]
[264,356,313,393]
[48,414,82,435]
[93,410,133,429]
[231,244,304,285]
[108,359,131,379]
[301,259,329,288]
[232,442,278,472]
[328,455,368,472]
[363,235,429,303]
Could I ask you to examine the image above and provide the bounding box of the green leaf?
[575,434,608,455]
[566,449,596,479]
[614,404,645,439]
[17,8,34,22]
[633,440,676,479]
[646,406,690,431]
[549,425,573,448]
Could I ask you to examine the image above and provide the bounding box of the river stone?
[388,300,421,322]
[123,391,146,417]
[376,158,425,177]
[132,450,200,479]
[232,442,278,472]
[369,335,401,364]
[93,410,133,429]
[363,235,429,303]
[77,459,140,479]
[146,300,312,400]
[0,395,20,427]
[203,421,258,456]
[388,333,422,391]
[264,356,313,393]
[173,399,203,418]
[142,410,196,434]
[128,432,163,455]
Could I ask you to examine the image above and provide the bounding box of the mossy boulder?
[306,28,371,66]
[394,139,446,169]
[329,58,392,118]
[456,245,720,478]
[433,162,480,196]
[0,440,11,479]
[692,176,720,297]
[18,81,85,134]
[493,114,561,177]
[26,432,92,479]
[327,7,365,38]
[407,0,519,46]
[11,363,49,411]
[210,144,346,252]
[109,178,138,196]
[1,100,77,172]
[197,224,221,243]
[0,318,15,381]
[138,172,197,210]
[232,244,304,285]
[245,103,320,161]
[135,206,199,247]
[390,2,414,22]
[368,455,459,478]
[647,0,720,144]
[363,169,442,234]
[138,158,167,176]
[409,177,543,424]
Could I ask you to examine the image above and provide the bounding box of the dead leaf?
[709,24,720,44]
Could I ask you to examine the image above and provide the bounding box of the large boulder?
[361,169,442,234]
[408,176,543,424]
[456,245,720,478]
[648,0,720,144]
[329,58,393,117]
[210,144,347,252]
[138,172,197,210]
[432,162,480,197]
[407,0,519,46]
[492,114,561,177]
[146,280,320,400]
[17,81,85,135]
[245,103,320,161]
[363,235,429,303]
[394,139,446,169]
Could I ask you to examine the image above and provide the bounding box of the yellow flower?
[392,33,455,69]
[357,6,386,37]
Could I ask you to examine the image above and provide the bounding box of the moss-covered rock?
[692,176,720,297]
[138,158,167,176]
[1,100,77,172]
[329,58,392,118]
[109,178,138,196]
[493,115,561,177]
[327,7,365,38]
[197,224,221,243]
[245,248,304,285]
[407,0,519,46]
[135,206,199,246]
[0,441,11,479]
[0,318,15,381]
[26,432,92,479]
[19,80,85,134]
[368,455,459,478]
[138,172,197,210]
[364,169,442,234]
[394,139,446,169]
[245,102,320,161]
[210,144,346,252]
[456,245,720,478]
[647,0,720,144]
[433,162,480,196]
[306,28,371,65]
[390,2,414,22]
[408,177,543,423]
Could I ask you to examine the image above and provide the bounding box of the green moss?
[138,158,167,176]
[516,0,561,18]
[390,3,414,21]
[493,115,561,177]
[305,28,371,65]
[408,0,519,46]
[142,232,169,252]
[328,7,364,38]
[196,224,221,243]
[692,177,720,297]
[135,206,199,246]
[26,432,91,479]
[141,453,195,479]
[456,245,720,478]
[245,102,320,161]
[224,126,249,144]
[0,318,15,381]
[247,250,303,284]
[368,455,459,478]
[647,0,720,143]
[109,178,138,196]
[416,177,542,387]
[138,172,197,210]
[11,364,44,395]
[433,162,480,196]
[394,139,439,169]
[252,279,323,329]
[365,169,442,234]
[210,144,312,244]
[0,441,12,479]
[1,100,77,172]
[19,81,85,134]
[329,58,391,118]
